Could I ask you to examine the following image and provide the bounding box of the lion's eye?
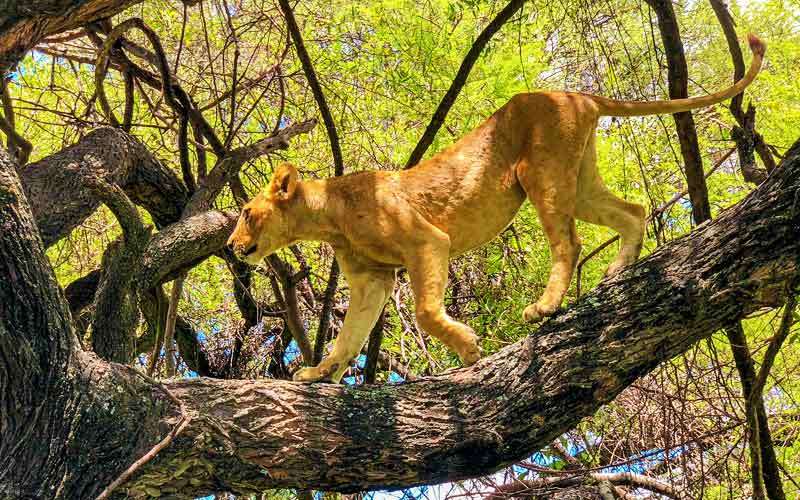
[243,208,251,222]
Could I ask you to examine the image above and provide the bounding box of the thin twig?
[750,295,796,406]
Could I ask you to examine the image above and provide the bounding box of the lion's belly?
[400,116,529,255]
[444,181,527,256]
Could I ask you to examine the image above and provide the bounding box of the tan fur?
[228,35,765,383]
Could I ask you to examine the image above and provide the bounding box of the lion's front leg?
[293,263,395,384]
[406,239,481,366]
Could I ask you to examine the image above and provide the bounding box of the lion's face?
[227,163,298,264]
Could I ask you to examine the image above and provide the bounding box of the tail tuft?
[748,33,767,58]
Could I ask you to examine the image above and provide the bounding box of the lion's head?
[227,163,299,264]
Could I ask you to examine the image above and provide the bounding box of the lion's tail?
[592,33,765,117]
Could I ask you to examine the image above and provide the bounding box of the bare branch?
[94,18,172,129]
[489,471,678,499]
[0,0,144,72]
[645,0,712,223]
[313,259,340,365]
[0,80,32,164]
[277,0,344,176]
[162,275,186,377]
[267,254,315,366]
[364,306,386,384]
[710,0,777,174]
[405,0,527,168]
[183,117,316,215]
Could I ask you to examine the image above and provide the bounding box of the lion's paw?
[460,344,482,366]
[293,362,341,383]
[603,262,624,278]
[293,366,324,383]
[522,302,557,323]
[457,331,482,366]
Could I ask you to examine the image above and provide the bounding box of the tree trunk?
[2,135,799,497]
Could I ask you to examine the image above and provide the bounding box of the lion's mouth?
[243,244,258,256]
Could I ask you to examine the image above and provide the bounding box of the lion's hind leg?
[518,178,582,322]
[575,134,646,277]
[516,148,584,323]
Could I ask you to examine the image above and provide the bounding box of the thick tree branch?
[83,176,150,363]
[21,127,187,246]
[0,0,144,72]
[137,209,237,289]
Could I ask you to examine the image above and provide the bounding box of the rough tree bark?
[0,0,145,72]
[21,127,187,247]
[2,135,799,498]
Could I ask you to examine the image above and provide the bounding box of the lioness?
[228,34,765,383]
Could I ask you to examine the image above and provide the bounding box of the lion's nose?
[226,241,235,252]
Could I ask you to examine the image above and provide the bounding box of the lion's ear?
[270,163,298,200]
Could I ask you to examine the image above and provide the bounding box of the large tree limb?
[136,209,237,289]
[84,176,151,363]
[0,0,143,72]
[3,135,800,497]
[21,127,187,246]
[0,0,207,75]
